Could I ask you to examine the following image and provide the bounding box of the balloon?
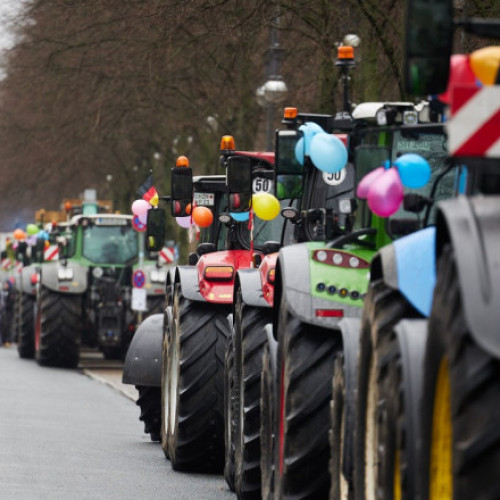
[138,212,148,224]
[470,46,500,85]
[438,54,477,104]
[131,199,150,216]
[132,215,146,232]
[38,230,50,240]
[357,166,386,199]
[395,154,431,189]
[192,206,214,228]
[366,168,404,217]
[26,223,39,235]
[13,229,26,241]
[175,216,192,229]
[299,122,324,155]
[310,133,348,173]
[252,193,281,221]
[27,235,37,246]
[231,212,249,222]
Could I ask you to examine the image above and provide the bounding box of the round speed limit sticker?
[322,169,347,186]
[252,177,274,193]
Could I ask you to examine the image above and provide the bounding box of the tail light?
[203,266,234,281]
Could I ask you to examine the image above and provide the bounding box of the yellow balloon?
[470,46,500,85]
[252,193,281,221]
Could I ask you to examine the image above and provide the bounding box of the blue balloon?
[295,137,305,165]
[395,153,431,189]
[231,212,249,222]
[299,122,324,156]
[309,133,348,173]
[38,230,49,240]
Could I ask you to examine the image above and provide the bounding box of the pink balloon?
[138,212,148,224]
[175,216,192,229]
[131,199,150,216]
[367,168,404,217]
[356,166,386,199]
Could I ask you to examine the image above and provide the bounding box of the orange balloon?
[192,206,213,228]
[470,46,500,85]
[13,228,26,240]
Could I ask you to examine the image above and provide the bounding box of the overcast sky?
[0,1,24,51]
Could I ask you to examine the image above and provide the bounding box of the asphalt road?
[0,345,234,500]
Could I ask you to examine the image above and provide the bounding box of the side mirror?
[146,208,166,252]
[405,0,453,95]
[171,167,193,217]
[276,129,305,175]
[227,156,252,213]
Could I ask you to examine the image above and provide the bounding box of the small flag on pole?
[137,174,159,207]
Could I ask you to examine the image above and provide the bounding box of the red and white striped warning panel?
[1,258,11,270]
[44,245,59,261]
[159,247,175,264]
[447,85,500,158]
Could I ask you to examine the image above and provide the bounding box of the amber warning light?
[283,107,298,120]
[220,135,235,151]
[176,155,189,167]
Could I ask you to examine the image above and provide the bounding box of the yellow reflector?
[283,107,298,119]
[267,268,276,283]
[204,266,234,281]
[176,155,189,167]
[220,135,236,151]
[337,46,354,60]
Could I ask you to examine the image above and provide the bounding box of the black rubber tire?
[36,286,82,368]
[420,245,500,500]
[260,340,275,500]
[167,286,230,472]
[136,385,161,442]
[274,292,341,499]
[354,280,420,500]
[329,325,360,500]
[233,293,272,499]
[224,332,236,491]
[17,292,35,359]
[146,295,165,317]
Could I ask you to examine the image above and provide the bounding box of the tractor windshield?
[82,223,139,265]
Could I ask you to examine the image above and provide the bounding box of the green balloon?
[26,223,39,235]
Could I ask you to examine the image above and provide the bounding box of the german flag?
[137,174,159,207]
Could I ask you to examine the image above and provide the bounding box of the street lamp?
[256,14,288,150]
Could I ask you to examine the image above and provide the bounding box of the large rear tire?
[420,245,500,500]
[36,286,82,368]
[17,292,35,359]
[274,293,341,499]
[233,292,272,499]
[167,285,230,472]
[136,385,161,442]
[354,280,420,500]
[161,307,172,460]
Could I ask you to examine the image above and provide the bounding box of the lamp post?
[256,14,288,151]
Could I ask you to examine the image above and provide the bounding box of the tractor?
[351,2,500,500]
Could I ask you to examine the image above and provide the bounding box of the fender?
[265,323,278,383]
[40,261,88,294]
[122,313,164,387]
[278,244,363,328]
[436,196,500,358]
[237,269,269,308]
[176,265,204,302]
[372,227,436,317]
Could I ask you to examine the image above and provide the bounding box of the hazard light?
[315,309,344,318]
[220,135,236,152]
[283,107,298,119]
[337,45,354,60]
[204,266,234,281]
[176,155,189,168]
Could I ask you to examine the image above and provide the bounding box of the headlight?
[150,269,167,283]
[58,267,74,281]
[92,267,104,278]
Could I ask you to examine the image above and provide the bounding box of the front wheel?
[167,286,230,472]
[420,245,500,500]
[274,293,341,498]
[36,286,82,368]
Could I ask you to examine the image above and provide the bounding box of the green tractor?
[262,99,457,498]
[34,193,167,368]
